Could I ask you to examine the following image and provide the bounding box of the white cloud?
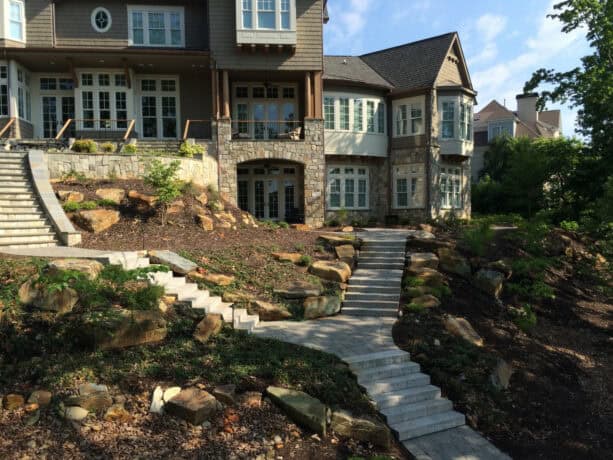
[325,0,372,53]
[475,13,507,41]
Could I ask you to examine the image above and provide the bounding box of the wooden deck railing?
[55,119,136,141]
[0,117,16,138]
[231,119,303,141]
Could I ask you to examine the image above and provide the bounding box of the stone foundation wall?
[45,151,219,188]
[217,118,325,227]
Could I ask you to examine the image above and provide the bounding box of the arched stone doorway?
[236,159,305,223]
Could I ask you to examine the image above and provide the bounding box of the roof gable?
[323,56,393,89]
[435,37,472,89]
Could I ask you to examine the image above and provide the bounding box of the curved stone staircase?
[0,152,59,248]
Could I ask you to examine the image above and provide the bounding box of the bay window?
[393,166,422,209]
[339,98,350,131]
[367,101,375,133]
[440,97,474,142]
[238,0,295,31]
[377,102,385,134]
[327,166,369,210]
[324,97,335,130]
[460,102,472,140]
[128,6,185,47]
[441,101,455,139]
[353,99,363,132]
[323,95,386,135]
[8,0,25,42]
[440,167,463,209]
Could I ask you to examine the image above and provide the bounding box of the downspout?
[51,1,57,48]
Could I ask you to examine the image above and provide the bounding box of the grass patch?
[512,304,538,333]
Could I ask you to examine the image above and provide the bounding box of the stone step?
[358,262,405,270]
[0,212,45,221]
[351,269,404,277]
[345,349,411,371]
[364,242,407,249]
[0,206,41,214]
[373,385,441,410]
[382,399,453,425]
[0,199,37,207]
[135,257,151,269]
[0,226,53,236]
[0,180,29,187]
[357,361,421,383]
[233,308,260,332]
[0,168,26,175]
[343,299,398,309]
[0,153,26,159]
[0,158,24,165]
[342,307,398,318]
[348,278,402,288]
[0,187,32,194]
[393,410,465,441]
[344,292,400,302]
[359,255,406,261]
[363,372,431,395]
[0,241,57,248]
[0,220,48,229]
[161,276,187,290]
[0,233,58,246]
[0,173,28,180]
[175,283,200,300]
[0,193,33,201]
[208,300,234,322]
[347,285,401,294]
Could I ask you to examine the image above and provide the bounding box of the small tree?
[144,159,182,226]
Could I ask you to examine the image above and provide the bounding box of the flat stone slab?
[267,386,327,435]
[164,387,218,425]
[149,250,198,275]
[274,280,323,299]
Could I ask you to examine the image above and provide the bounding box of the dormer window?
[236,0,296,45]
[127,6,185,47]
[6,0,25,42]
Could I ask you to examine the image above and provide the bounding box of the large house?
[471,94,562,181]
[0,0,475,225]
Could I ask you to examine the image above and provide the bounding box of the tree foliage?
[144,159,182,226]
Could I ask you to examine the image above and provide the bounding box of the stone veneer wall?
[45,149,218,188]
[216,118,325,227]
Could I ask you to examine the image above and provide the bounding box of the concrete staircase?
[342,239,406,318]
[346,349,465,442]
[147,269,259,332]
[0,152,59,248]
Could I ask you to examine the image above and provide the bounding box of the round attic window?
[91,7,112,33]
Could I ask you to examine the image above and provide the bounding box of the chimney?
[516,93,538,124]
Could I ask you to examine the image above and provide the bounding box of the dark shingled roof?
[360,32,457,91]
[323,56,393,89]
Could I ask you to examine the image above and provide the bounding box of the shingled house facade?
[0,1,474,225]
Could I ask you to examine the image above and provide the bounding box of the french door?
[138,77,179,139]
[246,178,296,221]
[42,96,75,138]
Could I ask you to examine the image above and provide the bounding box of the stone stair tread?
[373,385,441,409]
[356,361,421,381]
[343,299,399,306]
[393,411,465,441]
[345,349,409,366]
[342,308,398,318]
[381,398,453,425]
[363,372,431,395]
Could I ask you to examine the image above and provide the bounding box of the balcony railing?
[182,119,213,140]
[0,117,16,138]
[231,120,303,141]
[55,119,136,141]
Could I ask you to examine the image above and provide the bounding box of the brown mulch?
[394,230,613,460]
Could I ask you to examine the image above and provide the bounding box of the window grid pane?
[339,99,349,130]
[324,97,335,130]
[367,101,375,133]
[353,99,363,132]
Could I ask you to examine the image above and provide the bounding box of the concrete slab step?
[382,399,453,425]
[0,187,32,194]
[373,385,441,410]
[0,214,45,222]
[393,410,465,441]
[0,200,37,207]
[0,242,58,248]
[342,307,398,318]
[0,181,29,187]
[345,349,411,370]
[359,255,406,261]
[0,206,41,214]
[175,284,200,300]
[358,262,405,270]
[0,158,24,164]
[363,372,431,395]
[0,220,48,229]
[344,292,400,302]
[348,278,402,288]
[343,299,398,308]
[347,285,400,293]
[0,152,27,158]
[0,226,53,236]
[0,234,58,245]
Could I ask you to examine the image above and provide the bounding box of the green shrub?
[402,275,425,290]
[405,302,427,314]
[144,159,182,226]
[560,220,580,232]
[178,142,205,158]
[120,284,165,311]
[512,304,537,332]
[298,255,312,267]
[80,201,98,210]
[122,144,138,154]
[62,201,80,212]
[62,201,98,212]
[62,169,87,183]
[278,221,290,229]
[71,139,98,153]
[100,142,116,153]
[462,221,494,256]
[97,199,118,208]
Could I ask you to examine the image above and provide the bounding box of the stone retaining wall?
[45,151,219,188]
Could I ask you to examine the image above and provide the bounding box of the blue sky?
[324,0,591,137]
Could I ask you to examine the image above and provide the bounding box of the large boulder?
[193,314,223,344]
[407,268,446,288]
[196,214,214,231]
[473,269,506,298]
[309,260,352,283]
[167,200,185,214]
[274,281,322,299]
[335,244,356,267]
[490,359,514,390]
[128,190,158,211]
[248,300,291,321]
[291,224,312,232]
[408,229,436,240]
[408,253,439,271]
[437,248,471,279]
[95,188,125,205]
[317,234,360,249]
[410,294,441,309]
[303,296,341,320]
[330,410,391,449]
[48,259,104,280]
[58,190,84,203]
[266,386,327,436]
[149,250,198,275]
[83,309,168,350]
[75,209,120,233]
[272,252,303,264]
[164,388,219,425]
[189,271,235,286]
[2,394,25,410]
[18,280,78,314]
[444,316,484,347]
[407,238,454,252]
[65,388,112,412]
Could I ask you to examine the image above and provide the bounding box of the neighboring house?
[0,1,475,224]
[472,94,562,181]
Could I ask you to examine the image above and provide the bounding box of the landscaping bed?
[394,219,612,460]
[0,257,405,460]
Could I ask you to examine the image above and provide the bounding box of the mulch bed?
[393,230,613,460]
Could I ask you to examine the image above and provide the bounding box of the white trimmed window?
[16,68,30,121]
[395,102,423,137]
[441,101,455,139]
[353,99,363,132]
[366,100,375,133]
[460,102,472,140]
[440,96,473,141]
[377,102,385,134]
[91,7,112,33]
[78,72,129,130]
[339,98,350,131]
[393,166,422,209]
[239,0,295,30]
[128,6,185,47]
[8,0,25,42]
[327,166,369,210]
[323,95,385,134]
[324,96,335,130]
[0,64,8,116]
[440,167,463,209]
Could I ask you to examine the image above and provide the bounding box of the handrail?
[55,118,73,140]
[0,117,16,138]
[183,119,210,140]
[123,119,136,141]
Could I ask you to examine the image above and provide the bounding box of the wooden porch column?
[313,71,323,119]
[304,72,313,118]
[222,70,230,119]
[211,70,219,120]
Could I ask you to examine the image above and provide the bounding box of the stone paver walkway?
[254,229,511,460]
